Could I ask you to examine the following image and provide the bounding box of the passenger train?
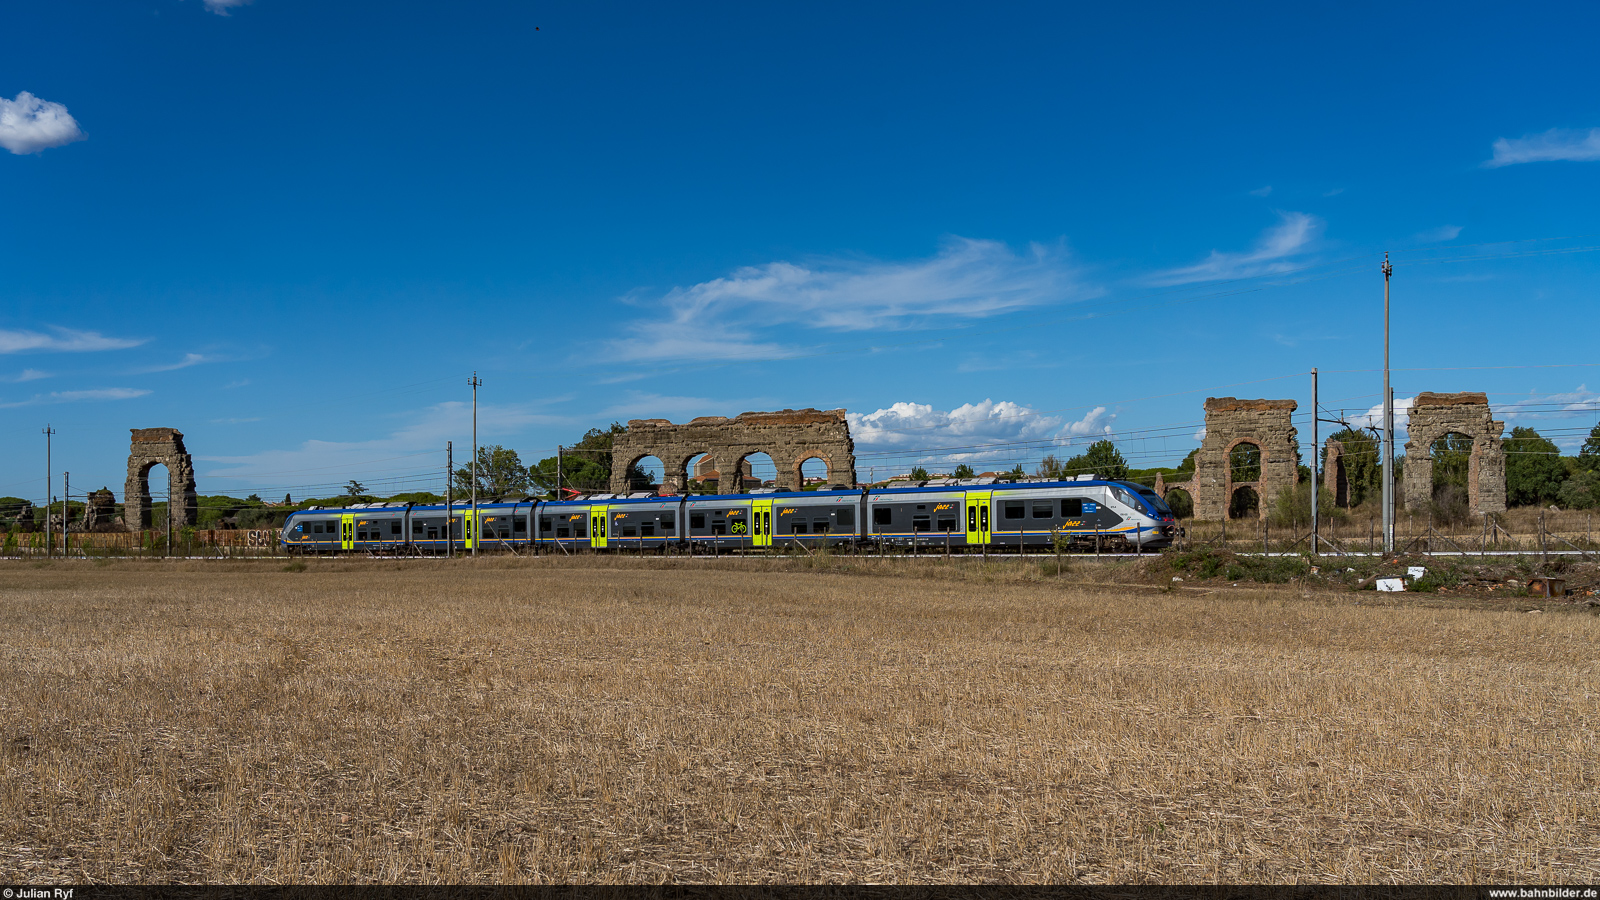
[279,475,1178,555]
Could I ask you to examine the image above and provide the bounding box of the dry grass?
[1,556,1596,884]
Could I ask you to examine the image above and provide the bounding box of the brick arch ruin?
[1403,391,1506,516]
[610,409,856,494]
[124,428,198,529]
[1155,398,1298,521]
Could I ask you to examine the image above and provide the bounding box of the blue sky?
[3,0,1598,500]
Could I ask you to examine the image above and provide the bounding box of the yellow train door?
[964,492,990,546]
[590,505,608,550]
[463,509,476,552]
[752,499,773,548]
[340,514,355,551]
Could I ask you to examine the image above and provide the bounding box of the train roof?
[284,475,1159,518]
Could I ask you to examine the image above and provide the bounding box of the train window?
[1062,498,1083,516]
[1003,502,1025,520]
[390,521,402,535]
[873,507,893,526]
[427,526,439,540]
[573,522,586,538]
[938,516,958,532]
[813,520,830,534]
[691,513,705,529]
[791,521,807,535]
[555,526,568,538]
[311,523,321,534]
[540,517,552,533]
[659,515,674,530]
[513,519,526,534]
[835,508,853,528]
[912,515,931,532]
[622,526,637,537]
[712,523,726,536]
[640,523,654,536]
[1032,501,1053,519]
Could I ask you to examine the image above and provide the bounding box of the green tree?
[1578,421,1600,474]
[1062,440,1129,481]
[1324,427,1381,508]
[1008,464,1026,479]
[953,464,975,479]
[530,424,647,495]
[344,480,366,498]
[1504,426,1567,507]
[453,445,533,499]
[909,466,930,481]
[1228,442,1261,483]
[1035,454,1064,479]
[1177,448,1197,475]
[1557,469,1600,510]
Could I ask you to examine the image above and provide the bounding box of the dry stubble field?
[0,556,1596,883]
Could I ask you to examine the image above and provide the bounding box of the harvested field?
[0,557,1596,883]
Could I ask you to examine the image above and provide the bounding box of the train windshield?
[1133,486,1172,516]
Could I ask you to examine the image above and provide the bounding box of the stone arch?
[1164,486,1194,519]
[732,450,774,491]
[1402,392,1506,516]
[124,428,197,529]
[1189,399,1298,521]
[793,454,833,488]
[609,409,856,493]
[1228,484,1260,519]
[621,453,665,492]
[666,450,712,495]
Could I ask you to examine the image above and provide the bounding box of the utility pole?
[166,483,172,559]
[1381,253,1395,554]
[446,441,454,558]
[556,445,563,500]
[63,471,69,556]
[43,425,54,556]
[1311,368,1319,556]
[468,372,481,557]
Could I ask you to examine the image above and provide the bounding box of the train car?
[280,475,1175,554]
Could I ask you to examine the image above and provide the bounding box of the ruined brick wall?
[1322,439,1349,508]
[124,428,199,528]
[610,409,856,493]
[1182,398,1299,521]
[1403,392,1506,516]
[82,488,119,532]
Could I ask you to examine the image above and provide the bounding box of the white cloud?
[1498,386,1600,422]
[0,387,150,409]
[139,352,217,373]
[0,92,86,155]
[1415,224,1463,242]
[3,368,50,383]
[202,0,253,14]
[605,238,1095,362]
[1149,212,1321,286]
[849,400,1063,450]
[846,400,1117,473]
[0,327,143,354]
[1485,128,1600,167]
[1193,426,1207,441]
[1346,396,1416,437]
[1249,185,1273,197]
